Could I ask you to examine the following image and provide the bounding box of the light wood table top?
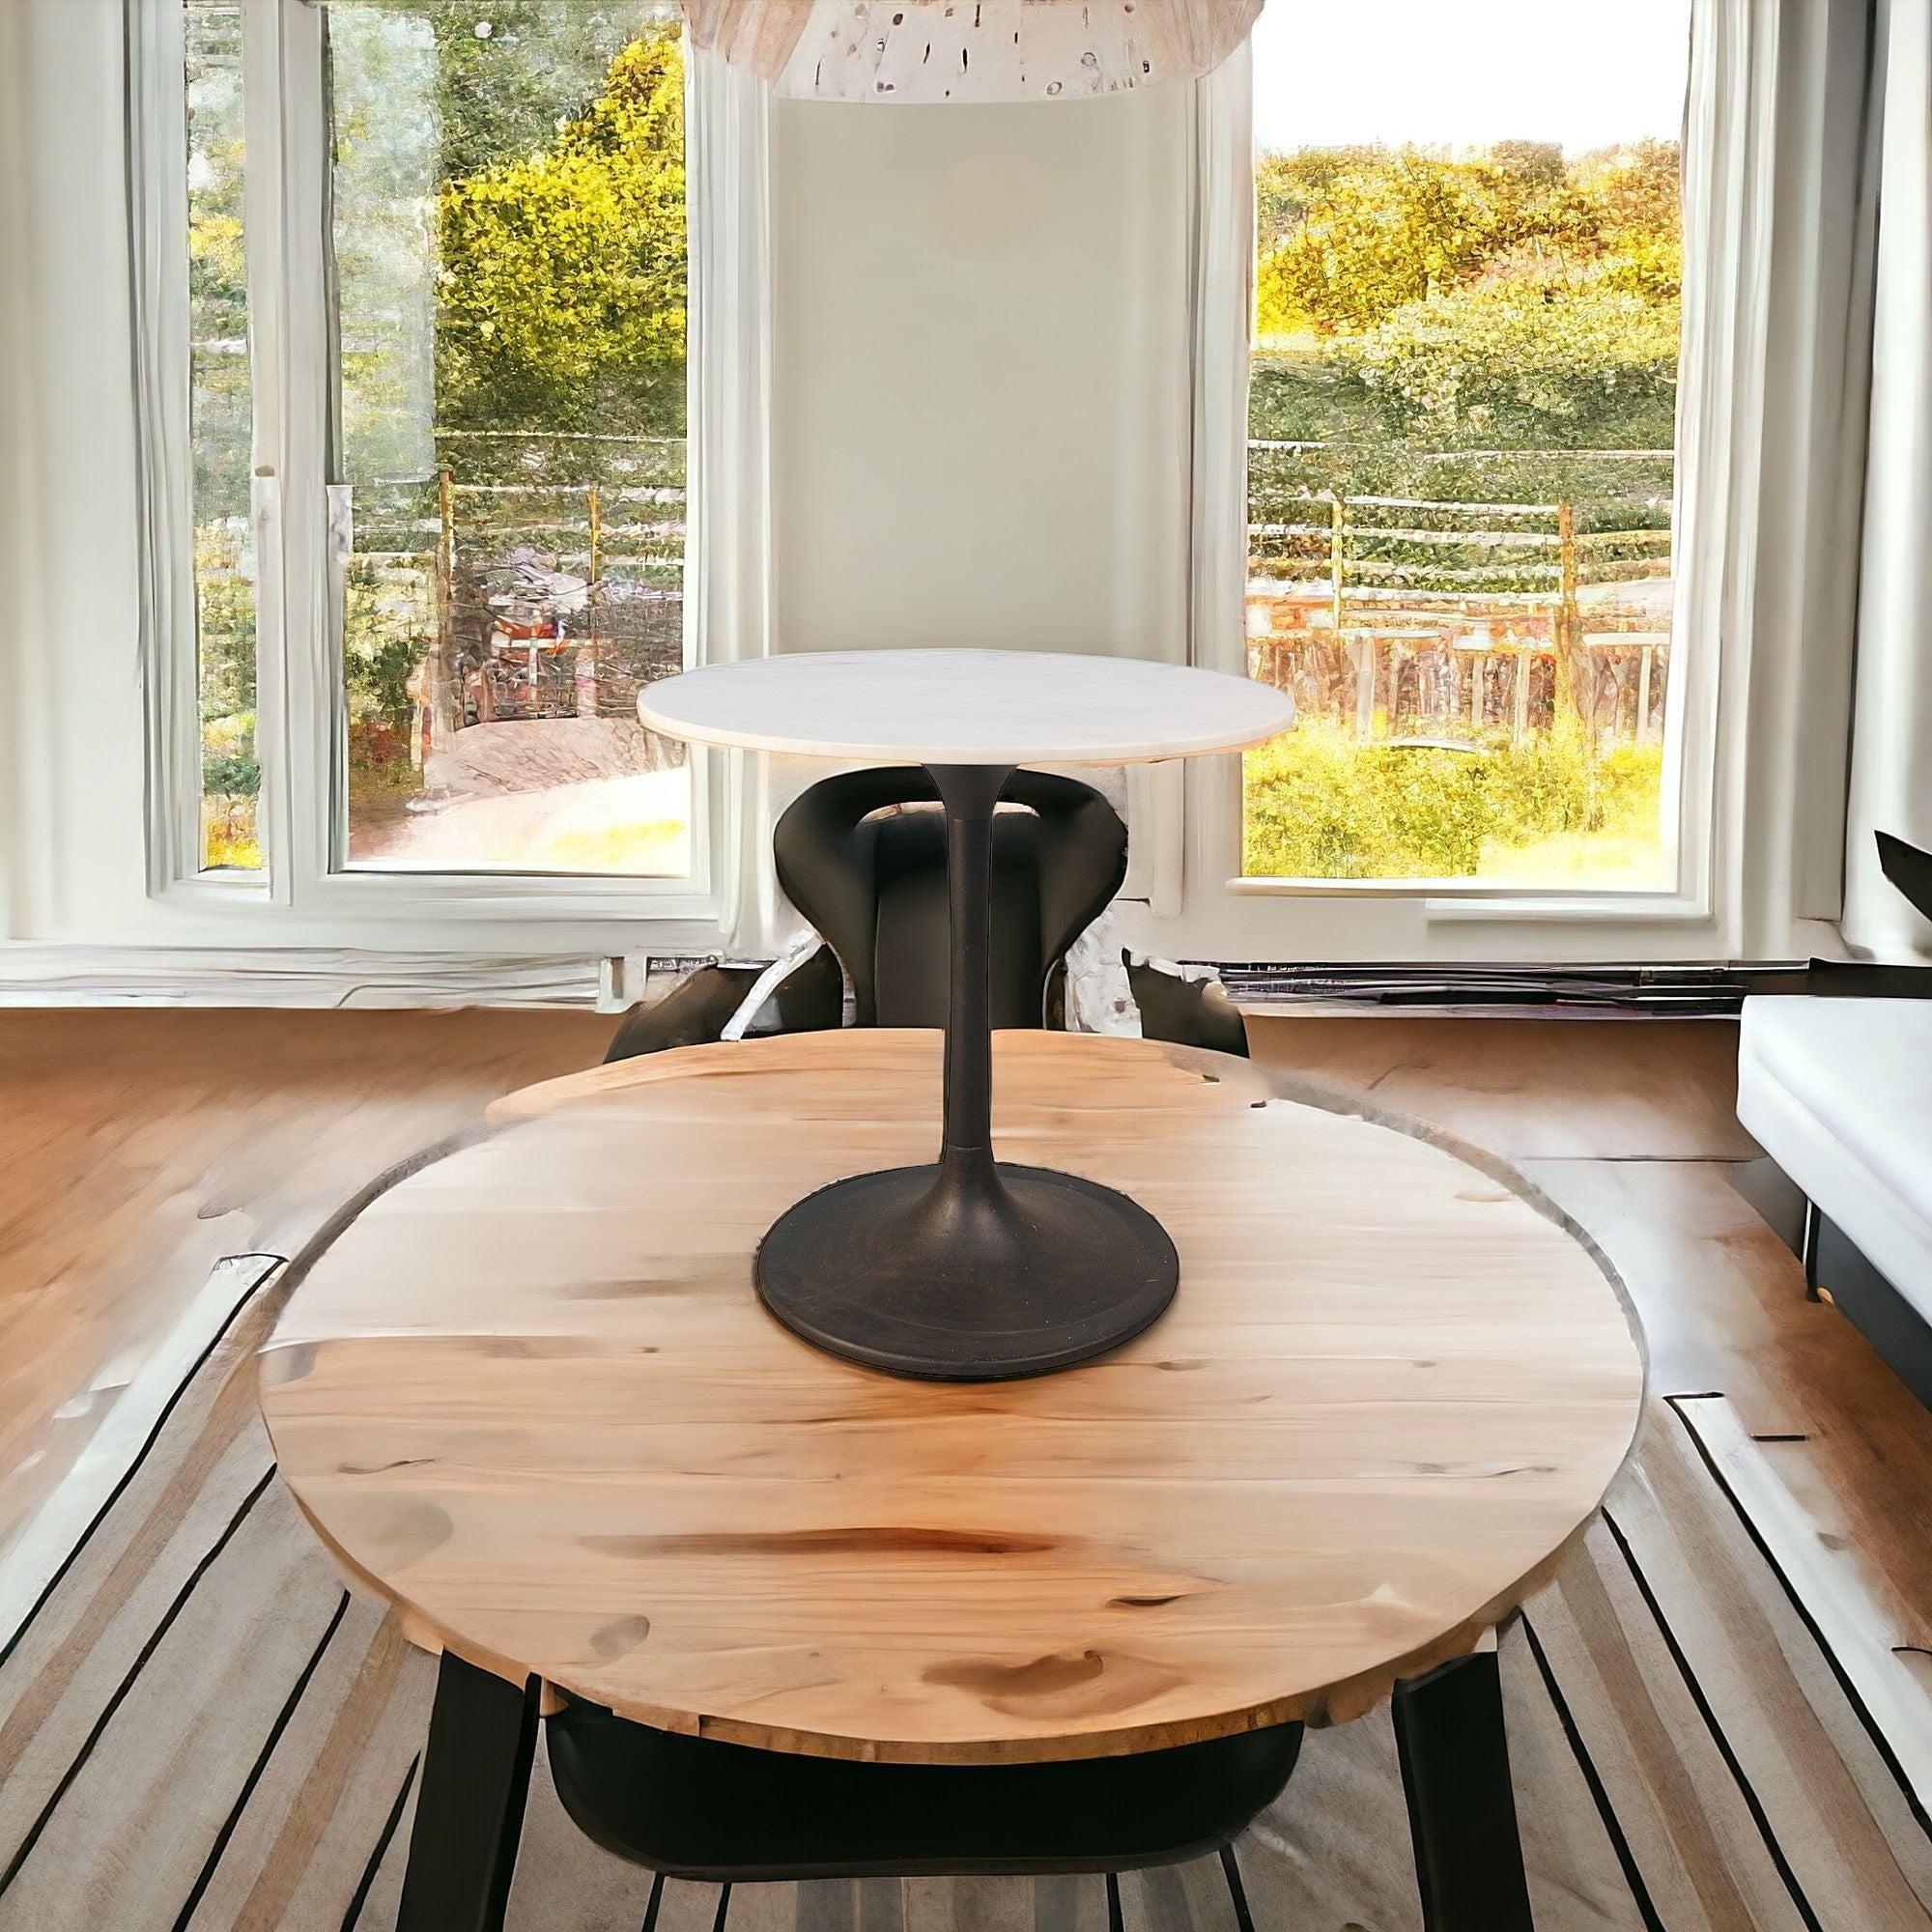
[638,648,1293,766]
[260,1030,1644,1765]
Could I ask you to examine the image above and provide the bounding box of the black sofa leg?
[396,1650,539,1932]
[1393,1649,1534,1932]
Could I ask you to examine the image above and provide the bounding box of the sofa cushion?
[1737,997,1932,1321]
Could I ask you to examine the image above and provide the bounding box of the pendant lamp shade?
[683,0,1264,102]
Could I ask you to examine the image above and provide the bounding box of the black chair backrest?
[773,769,1127,1031]
[601,950,843,1065]
[1878,830,1932,923]
[1124,952,1251,1058]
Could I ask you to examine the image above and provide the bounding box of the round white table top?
[638,649,1294,767]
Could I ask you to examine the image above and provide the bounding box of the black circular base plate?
[754,1162,1180,1381]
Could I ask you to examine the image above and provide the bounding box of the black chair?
[602,952,843,1065]
[603,770,1128,1064]
[1122,951,1251,1058]
[772,766,1128,1034]
[404,1652,1293,1931]
[1878,828,1932,921]
[549,1691,1298,1919]
[405,1645,1533,1932]
[1799,830,1932,1002]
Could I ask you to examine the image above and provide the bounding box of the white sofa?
[1738,996,1932,1392]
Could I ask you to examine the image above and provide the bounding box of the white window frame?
[132,0,771,931]
[129,0,1870,970]
[1148,0,1864,968]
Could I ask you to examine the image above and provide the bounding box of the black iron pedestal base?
[756,1159,1179,1381]
[753,760,1180,1381]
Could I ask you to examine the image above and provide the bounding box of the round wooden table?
[639,650,1294,1380]
[262,1032,1643,1759]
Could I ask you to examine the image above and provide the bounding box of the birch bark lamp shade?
[298,2,1265,101]
[683,0,1265,102]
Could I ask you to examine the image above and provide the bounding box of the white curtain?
[1843,0,1932,958]
[1640,0,1879,960]
[680,43,798,958]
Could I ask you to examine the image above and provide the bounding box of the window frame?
[132,0,260,905]
[129,0,1867,969]
[135,0,752,926]
[1166,12,1748,963]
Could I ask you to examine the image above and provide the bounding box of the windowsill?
[164,867,272,894]
[1224,875,1713,924]
[1422,891,1711,925]
[151,869,277,912]
[149,867,720,925]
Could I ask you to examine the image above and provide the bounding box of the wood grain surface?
[0,1006,613,1565]
[1246,1014,1756,1160]
[260,1030,1644,1765]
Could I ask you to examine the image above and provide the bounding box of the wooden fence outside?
[349,438,1674,756]
[1246,451,1674,746]
[349,466,688,753]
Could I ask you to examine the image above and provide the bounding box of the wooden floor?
[0,1009,613,1566]
[5,1006,1931,1778]
[1247,1012,1932,1768]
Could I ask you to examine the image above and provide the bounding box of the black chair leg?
[396,1650,539,1932]
[1392,1649,1533,1932]
[1105,1870,1123,1932]
[1219,1842,1256,1932]
[639,1870,666,1932]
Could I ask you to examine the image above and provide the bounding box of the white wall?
[771,91,1192,665]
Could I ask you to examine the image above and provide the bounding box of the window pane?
[327,1,690,876]
[1243,0,1689,888]
[185,2,259,870]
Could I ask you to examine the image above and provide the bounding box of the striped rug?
[1,1271,1928,1932]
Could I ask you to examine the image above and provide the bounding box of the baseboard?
[0,945,1823,1018]
[0,944,617,1009]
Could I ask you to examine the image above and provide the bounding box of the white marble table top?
[638,649,1294,767]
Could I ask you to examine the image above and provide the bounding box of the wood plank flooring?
[5,1009,1930,1768]
[3,1005,1931,1928]
[1250,1010,1932,1820]
[1246,1013,1758,1160]
[0,1009,613,1567]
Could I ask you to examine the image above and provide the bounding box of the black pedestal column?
[754,763,1179,1380]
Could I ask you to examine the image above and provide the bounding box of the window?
[1240,0,1690,892]
[327,1,690,875]
[185,2,260,870]
[168,0,703,904]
